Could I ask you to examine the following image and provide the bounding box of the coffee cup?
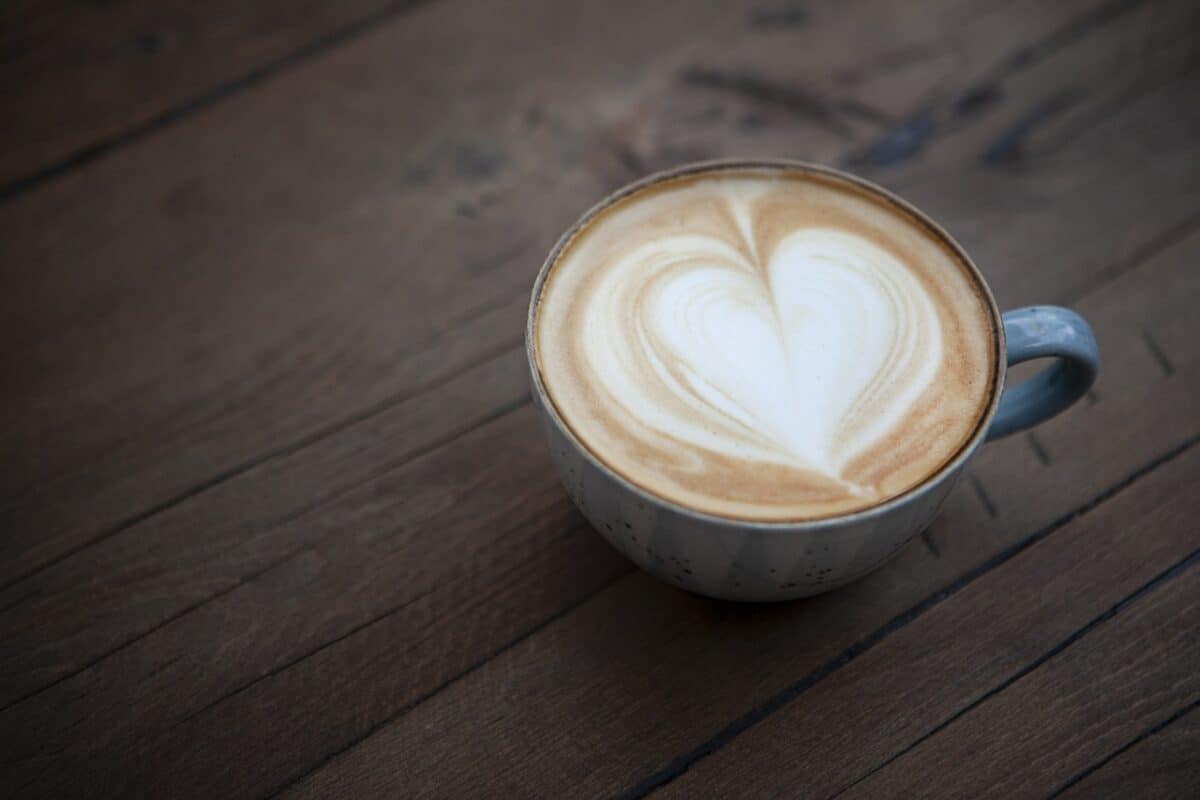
[526,159,1098,601]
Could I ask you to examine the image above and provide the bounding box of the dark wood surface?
[2,0,1197,797]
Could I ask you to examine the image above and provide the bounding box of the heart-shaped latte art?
[579,227,942,488]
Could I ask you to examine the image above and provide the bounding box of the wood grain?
[0,343,532,706]
[5,0,1189,714]
[836,558,1200,799]
[274,189,1200,798]
[3,0,1198,797]
[0,401,636,796]
[272,5,1200,793]
[6,0,1143,596]
[1055,704,1200,799]
[0,0,1058,714]
[0,0,422,192]
[658,417,1200,799]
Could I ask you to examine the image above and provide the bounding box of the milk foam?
[536,168,995,520]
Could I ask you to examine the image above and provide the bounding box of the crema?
[534,165,996,521]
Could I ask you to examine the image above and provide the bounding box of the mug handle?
[986,305,1099,441]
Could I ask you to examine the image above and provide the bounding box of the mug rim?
[525,157,1007,531]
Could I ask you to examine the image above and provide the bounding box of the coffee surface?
[534,166,997,520]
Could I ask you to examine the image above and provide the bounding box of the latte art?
[594,227,942,487]
[535,167,996,520]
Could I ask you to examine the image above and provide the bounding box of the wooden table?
[3,0,1198,797]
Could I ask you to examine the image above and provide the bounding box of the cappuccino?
[533,164,997,521]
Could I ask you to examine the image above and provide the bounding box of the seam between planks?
[0,547,308,714]
[0,393,530,716]
[172,511,586,729]
[1044,696,1200,799]
[1057,211,1200,304]
[0,333,525,597]
[0,0,436,206]
[261,567,634,798]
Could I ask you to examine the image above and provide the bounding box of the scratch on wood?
[0,589,39,616]
[142,654,184,683]
[1026,433,1053,466]
[400,160,433,185]
[845,110,935,168]
[835,45,938,87]
[996,0,1146,77]
[982,89,1081,165]
[679,105,725,126]
[967,473,999,518]
[953,83,1003,118]
[1142,329,1175,377]
[748,5,809,29]
[835,98,892,127]
[462,237,535,277]
[614,142,647,177]
[130,31,168,55]
[452,141,506,180]
[739,113,766,130]
[679,66,854,138]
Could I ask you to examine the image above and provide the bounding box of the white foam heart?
[580,227,942,484]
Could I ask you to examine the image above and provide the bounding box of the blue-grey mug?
[526,159,1099,601]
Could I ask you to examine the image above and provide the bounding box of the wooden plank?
[3,2,1197,796]
[1055,705,1200,799]
[0,0,419,191]
[834,559,1200,798]
[279,165,1200,796]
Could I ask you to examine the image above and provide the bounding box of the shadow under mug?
[526,159,1099,602]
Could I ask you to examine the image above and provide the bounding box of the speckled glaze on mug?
[526,159,1098,602]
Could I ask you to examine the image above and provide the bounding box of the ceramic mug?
[526,159,1099,602]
